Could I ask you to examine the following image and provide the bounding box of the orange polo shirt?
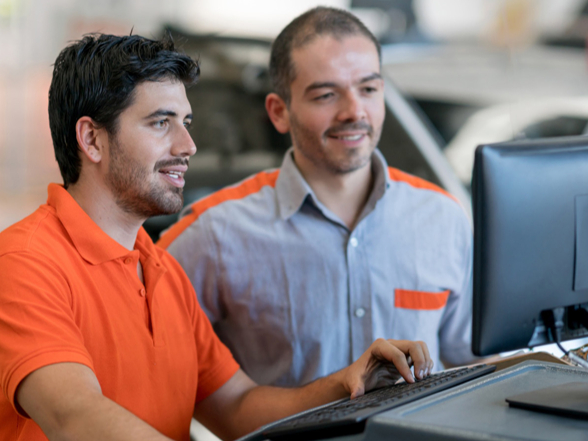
[0,184,239,441]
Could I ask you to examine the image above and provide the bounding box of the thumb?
[349,379,366,400]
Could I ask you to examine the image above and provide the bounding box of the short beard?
[106,137,186,219]
[289,114,380,174]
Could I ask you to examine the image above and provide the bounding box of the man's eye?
[153,119,168,128]
[314,92,334,101]
[184,120,192,129]
[363,86,378,93]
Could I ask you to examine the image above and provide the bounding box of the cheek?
[370,101,386,127]
[293,111,330,137]
[310,111,335,134]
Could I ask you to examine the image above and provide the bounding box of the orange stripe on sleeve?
[157,170,280,249]
[387,167,459,204]
[156,213,199,250]
[394,289,450,310]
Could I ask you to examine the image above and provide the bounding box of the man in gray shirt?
[159,6,475,387]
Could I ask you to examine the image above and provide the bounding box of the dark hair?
[49,33,200,187]
[269,7,381,105]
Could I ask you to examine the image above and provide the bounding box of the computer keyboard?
[262,364,496,441]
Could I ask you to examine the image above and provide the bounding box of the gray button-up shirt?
[161,148,474,387]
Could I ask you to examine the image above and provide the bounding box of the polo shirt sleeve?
[0,251,94,413]
[193,303,240,403]
[438,214,477,367]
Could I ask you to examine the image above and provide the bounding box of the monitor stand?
[506,382,588,419]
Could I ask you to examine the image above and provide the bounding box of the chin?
[140,190,184,218]
[331,152,372,173]
[158,197,184,216]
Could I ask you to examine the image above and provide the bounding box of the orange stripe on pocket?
[394,289,450,310]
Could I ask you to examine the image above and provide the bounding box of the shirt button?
[140,288,146,297]
[125,257,133,265]
[355,307,366,318]
[350,237,358,248]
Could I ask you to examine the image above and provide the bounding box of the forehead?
[123,79,192,117]
[290,34,380,87]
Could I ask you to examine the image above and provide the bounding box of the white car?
[444,96,588,185]
[383,43,588,186]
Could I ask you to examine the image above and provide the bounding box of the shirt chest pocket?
[389,289,450,341]
[394,289,450,310]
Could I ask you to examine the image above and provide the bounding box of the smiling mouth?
[330,134,364,141]
[326,122,372,141]
[159,170,185,179]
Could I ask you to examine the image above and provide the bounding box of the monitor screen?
[472,136,588,356]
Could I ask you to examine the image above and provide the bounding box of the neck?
[67,177,144,251]
[293,151,374,230]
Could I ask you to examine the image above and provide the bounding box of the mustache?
[325,122,373,137]
[154,158,190,171]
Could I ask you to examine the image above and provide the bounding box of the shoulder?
[0,207,76,304]
[0,204,62,258]
[188,168,280,219]
[157,169,280,249]
[385,167,471,235]
[386,167,467,216]
[387,167,459,205]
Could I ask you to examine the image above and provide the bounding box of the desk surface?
[363,360,588,441]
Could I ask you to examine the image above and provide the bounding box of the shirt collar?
[275,148,391,221]
[47,183,158,265]
[366,148,391,208]
[275,148,315,220]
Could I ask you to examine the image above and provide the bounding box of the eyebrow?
[304,73,383,94]
[359,73,383,83]
[144,109,193,120]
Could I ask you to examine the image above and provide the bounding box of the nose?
[171,124,197,158]
[336,91,367,122]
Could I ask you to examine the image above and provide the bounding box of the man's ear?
[75,116,106,164]
[265,93,291,134]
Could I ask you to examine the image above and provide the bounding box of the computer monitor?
[472,135,588,356]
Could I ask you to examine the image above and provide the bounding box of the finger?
[387,339,432,380]
[412,340,434,375]
[376,340,414,383]
[419,341,433,375]
[407,343,427,380]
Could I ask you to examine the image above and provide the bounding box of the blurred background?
[2,0,588,232]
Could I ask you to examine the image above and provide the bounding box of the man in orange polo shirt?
[0,33,431,440]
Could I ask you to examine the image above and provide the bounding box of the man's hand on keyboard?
[341,339,433,399]
[192,339,432,439]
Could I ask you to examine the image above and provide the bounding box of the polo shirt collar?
[47,183,156,265]
[275,148,391,221]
